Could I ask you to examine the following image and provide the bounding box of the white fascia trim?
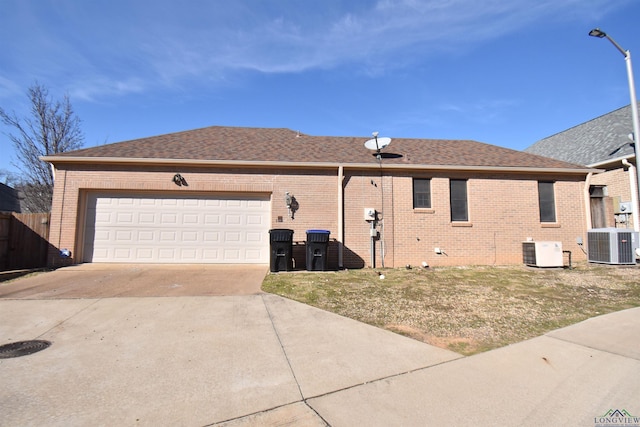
[41,156,596,175]
[588,154,635,169]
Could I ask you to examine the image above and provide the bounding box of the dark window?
[413,178,431,208]
[589,185,606,197]
[538,181,556,222]
[450,179,468,222]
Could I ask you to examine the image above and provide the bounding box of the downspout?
[584,172,593,230]
[54,167,68,267]
[338,165,344,269]
[622,158,640,231]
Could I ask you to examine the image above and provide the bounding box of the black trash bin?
[306,229,331,271]
[269,229,294,272]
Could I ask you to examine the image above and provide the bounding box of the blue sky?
[1,0,639,177]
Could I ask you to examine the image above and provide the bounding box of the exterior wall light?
[173,173,187,186]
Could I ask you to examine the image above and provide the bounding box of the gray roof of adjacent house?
[0,183,21,212]
[44,126,592,174]
[525,103,638,167]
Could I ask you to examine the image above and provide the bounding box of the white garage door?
[83,193,271,263]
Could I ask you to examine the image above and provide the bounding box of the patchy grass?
[262,263,640,355]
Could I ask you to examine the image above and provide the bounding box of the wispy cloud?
[68,77,147,103]
[0,0,625,101]
[262,0,612,64]
[134,0,619,75]
[439,98,520,124]
[0,76,23,100]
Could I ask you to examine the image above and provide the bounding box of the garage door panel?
[116,212,134,223]
[161,213,178,224]
[225,231,241,242]
[134,248,154,260]
[202,248,220,260]
[246,214,265,225]
[203,231,220,242]
[244,248,263,262]
[84,193,270,263]
[225,214,242,225]
[246,231,263,243]
[223,248,241,261]
[138,231,154,241]
[138,213,156,224]
[158,248,178,261]
[161,199,179,207]
[114,247,133,259]
[179,248,198,260]
[115,230,134,242]
[94,211,112,225]
[181,231,199,242]
[204,214,221,225]
[182,214,199,225]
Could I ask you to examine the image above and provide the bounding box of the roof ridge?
[534,102,636,144]
[45,125,591,173]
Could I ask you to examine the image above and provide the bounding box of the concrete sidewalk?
[1,294,639,426]
[305,307,640,426]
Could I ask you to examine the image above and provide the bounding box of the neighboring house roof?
[525,103,638,167]
[0,183,21,212]
[44,126,591,173]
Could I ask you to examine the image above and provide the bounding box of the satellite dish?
[364,136,392,152]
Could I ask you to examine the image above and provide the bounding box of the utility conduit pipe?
[622,158,640,231]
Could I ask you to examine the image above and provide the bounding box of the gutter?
[338,165,344,269]
[588,154,635,169]
[584,172,593,230]
[622,159,640,232]
[41,156,598,175]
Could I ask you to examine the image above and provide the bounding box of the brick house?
[43,126,593,269]
[526,103,639,231]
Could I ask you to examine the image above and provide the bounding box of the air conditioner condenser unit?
[587,228,638,265]
[522,241,563,267]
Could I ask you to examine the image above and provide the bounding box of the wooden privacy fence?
[0,212,51,271]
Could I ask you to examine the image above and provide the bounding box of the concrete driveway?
[0,263,268,299]
[1,265,639,426]
[0,264,462,426]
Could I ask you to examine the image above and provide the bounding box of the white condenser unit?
[522,241,563,267]
[587,228,639,265]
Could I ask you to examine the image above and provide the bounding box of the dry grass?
[262,263,640,355]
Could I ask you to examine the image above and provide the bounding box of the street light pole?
[589,28,640,232]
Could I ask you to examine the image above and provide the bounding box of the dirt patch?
[386,323,480,354]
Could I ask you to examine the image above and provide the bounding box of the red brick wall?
[48,163,588,268]
[591,167,637,228]
[342,170,587,268]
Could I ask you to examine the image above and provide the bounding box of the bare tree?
[0,82,84,212]
[0,169,19,186]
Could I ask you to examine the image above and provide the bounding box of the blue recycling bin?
[306,229,330,271]
[269,229,294,272]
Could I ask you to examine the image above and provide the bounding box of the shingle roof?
[525,103,638,166]
[48,125,589,172]
[0,183,21,212]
